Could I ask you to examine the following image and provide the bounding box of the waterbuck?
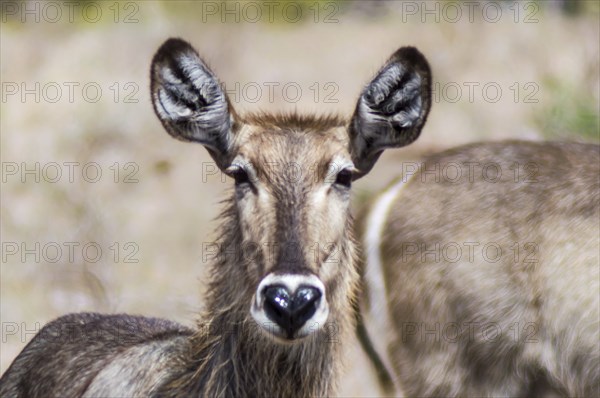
[357,94,600,394]
[0,38,432,397]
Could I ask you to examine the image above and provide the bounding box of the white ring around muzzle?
[251,273,329,340]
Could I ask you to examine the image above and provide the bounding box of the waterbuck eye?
[232,168,250,186]
[226,166,251,187]
[335,169,352,188]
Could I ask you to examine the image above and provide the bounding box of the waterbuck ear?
[349,47,432,178]
[150,38,235,169]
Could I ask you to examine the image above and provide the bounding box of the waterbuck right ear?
[349,47,432,178]
[150,38,235,169]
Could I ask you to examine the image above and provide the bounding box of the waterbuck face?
[151,38,431,342]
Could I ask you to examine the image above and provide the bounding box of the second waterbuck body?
[0,38,432,397]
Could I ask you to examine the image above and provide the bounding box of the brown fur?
[359,141,600,397]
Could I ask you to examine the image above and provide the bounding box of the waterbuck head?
[150,38,431,343]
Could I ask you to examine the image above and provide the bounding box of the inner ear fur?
[150,38,238,169]
[349,47,432,178]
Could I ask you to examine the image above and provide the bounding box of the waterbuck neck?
[164,200,356,397]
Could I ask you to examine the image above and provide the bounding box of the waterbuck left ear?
[349,47,432,178]
[150,38,236,170]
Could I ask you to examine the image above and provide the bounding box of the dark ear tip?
[152,37,197,66]
[389,46,431,74]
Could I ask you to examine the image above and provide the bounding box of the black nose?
[262,285,322,339]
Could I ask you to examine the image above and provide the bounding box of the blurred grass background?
[1,1,599,395]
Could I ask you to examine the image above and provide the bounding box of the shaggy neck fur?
[159,198,359,397]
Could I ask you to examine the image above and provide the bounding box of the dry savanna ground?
[1,1,599,396]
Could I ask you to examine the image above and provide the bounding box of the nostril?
[263,285,293,334]
[292,286,322,328]
[294,286,321,309]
